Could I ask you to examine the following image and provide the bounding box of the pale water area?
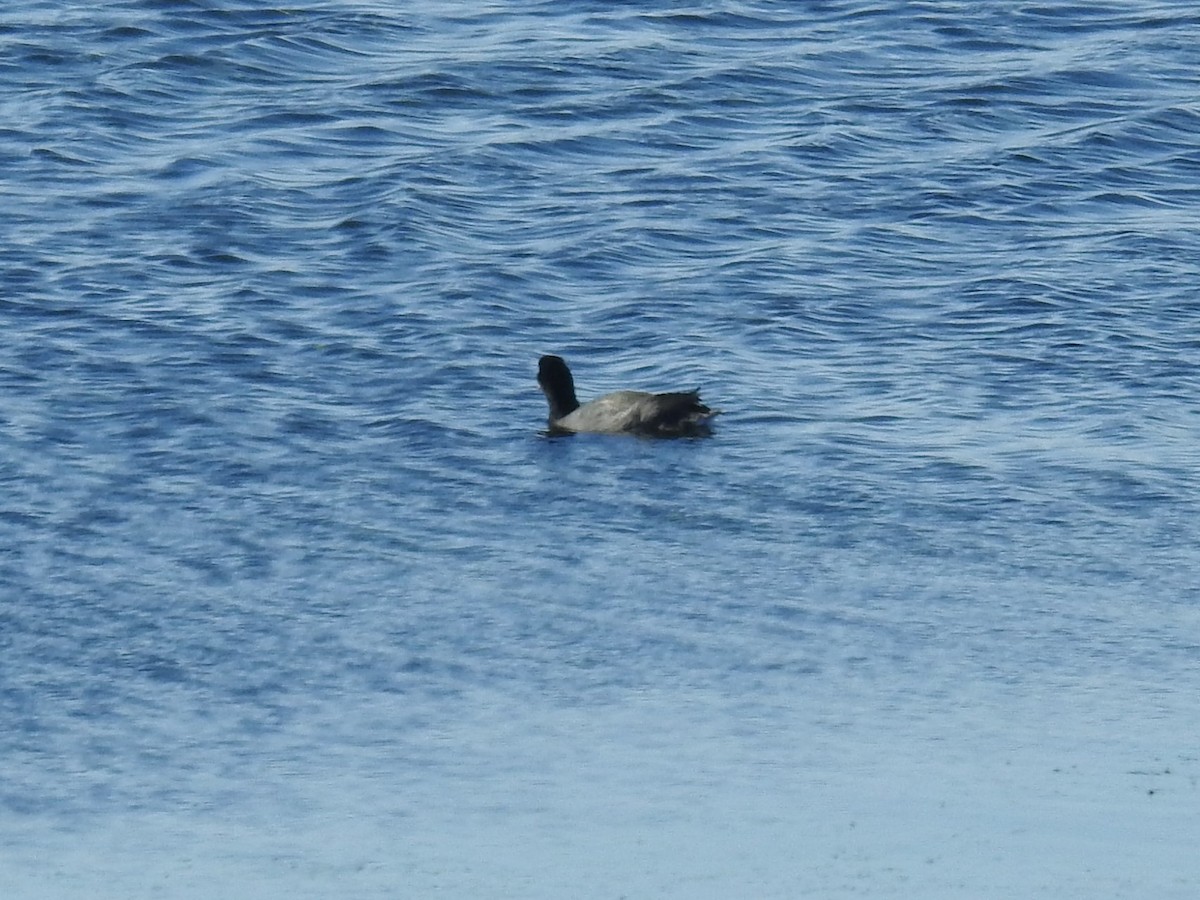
[2,1,1200,897]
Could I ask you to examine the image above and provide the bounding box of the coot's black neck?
[537,356,580,419]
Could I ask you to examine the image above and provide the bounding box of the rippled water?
[3,2,1200,897]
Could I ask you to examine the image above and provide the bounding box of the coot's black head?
[537,355,580,418]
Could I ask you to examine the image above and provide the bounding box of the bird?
[537,355,717,437]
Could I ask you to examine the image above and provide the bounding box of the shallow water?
[3,1,1200,896]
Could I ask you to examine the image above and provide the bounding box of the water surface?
[3,1,1199,896]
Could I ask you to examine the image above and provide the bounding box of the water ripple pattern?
[3,2,1200,897]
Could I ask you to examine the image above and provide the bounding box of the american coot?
[537,355,717,437]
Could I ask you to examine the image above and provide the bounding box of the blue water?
[3,1,1200,896]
